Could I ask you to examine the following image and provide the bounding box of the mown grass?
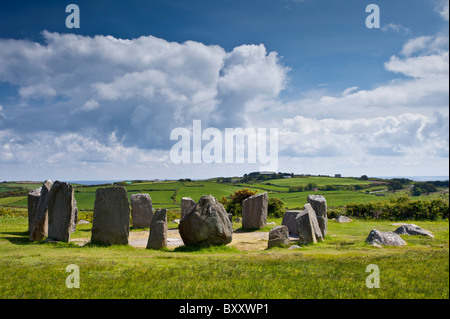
[0,215,448,299]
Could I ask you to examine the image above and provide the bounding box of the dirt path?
[127,229,271,251]
[71,228,278,251]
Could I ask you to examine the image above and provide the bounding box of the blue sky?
[0,0,448,180]
[1,0,444,92]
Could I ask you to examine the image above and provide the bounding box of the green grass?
[272,190,398,209]
[0,182,42,191]
[175,182,243,203]
[266,176,372,187]
[2,177,444,213]
[0,215,448,299]
[0,196,27,206]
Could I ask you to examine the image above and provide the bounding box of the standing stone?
[307,195,327,237]
[295,203,323,245]
[242,192,268,229]
[268,225,290,248]
[91,187,130,245]
[365,229,407,246]
[27,187,41,233]
[146,209,167,250]
[181,197,197,219]
[130,193,153,228]
[47,181,77,242]
[71,198,78,234]
[30,180,53,241]
[179,195,233,247]
[282,210,301,236]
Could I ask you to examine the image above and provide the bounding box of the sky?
[0,0,448,181]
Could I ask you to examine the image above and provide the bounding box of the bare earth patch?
[70,228,284,251]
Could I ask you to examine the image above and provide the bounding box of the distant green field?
[1,177,446,214]
[176,182,244,203]
[274,190,397,209]
[0,182,42,191]
[0,196,27,206]
[267,176,371,187]
[234,183,290,192]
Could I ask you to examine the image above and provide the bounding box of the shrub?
[411,182,438,196]
[388,180,404,192]
[0,207,26,217]
[289,186,304,192]
[344,197,448,220]
[225,188,258,216]
[267,197,284,218]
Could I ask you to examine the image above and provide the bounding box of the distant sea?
[374,176,449,182]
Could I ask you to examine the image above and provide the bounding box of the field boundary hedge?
[334,196,449,220]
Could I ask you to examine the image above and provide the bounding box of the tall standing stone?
[179,195,233,247]
[71,198,78,234]
[130,193,153,228]
[181,197,197,219]
[91,187,130,245]
[295,203,323,245]
[30,180,53,241]
[27,187,41,233]
[146,209,167,250]
[307,195,328,237]
[47,181,78,242]
[242,192,268,229]
[282,210,301,236]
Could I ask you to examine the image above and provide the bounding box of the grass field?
[264,176,371,187]
[1,177,447,216]
[0,176,448,299]
[0,215,448,299]
[0,176,385,211]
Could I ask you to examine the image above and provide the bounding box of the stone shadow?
[0,231,30,245]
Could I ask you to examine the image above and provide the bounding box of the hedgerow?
[340,195,449,220]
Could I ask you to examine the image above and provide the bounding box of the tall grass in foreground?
[0,216,448,299]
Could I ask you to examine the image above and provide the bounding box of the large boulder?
[282,210,301,236]
[130,193,153,228]
[242,192,268,229]
[179,195,233,247]
[307,195,327,237]
[181,197,197,219]
[146,209,167,250]
[30,180,53,241]
[27,187,41,233]
[394,224,434,238]
[91,187,130,245]
[47,181,78,242]
[295,203,323,245]
[268,226,290,248]
[366,229,407,246]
